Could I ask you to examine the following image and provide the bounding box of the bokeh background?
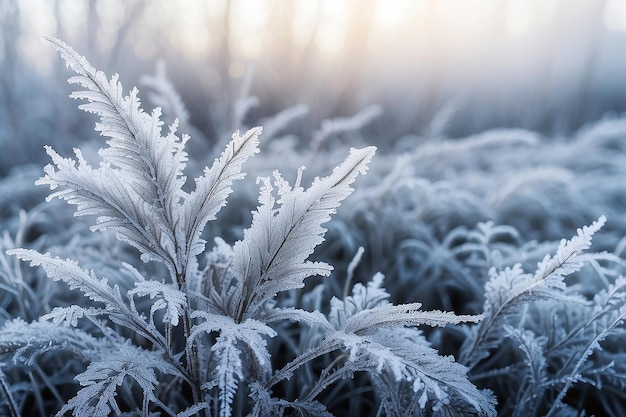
[4,0,626,171]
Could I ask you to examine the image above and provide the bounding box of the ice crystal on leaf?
[461,216,607,367]
[230,146,375,322]
[40,37,261,282]
[9,37,603,417]
[58,342,179,417]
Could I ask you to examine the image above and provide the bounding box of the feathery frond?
[461,216,607,367]
[57,342,179,417]
[190,312,277,417]
[231,146,375,321]
[40,37,262,282]
[181,127,261,263]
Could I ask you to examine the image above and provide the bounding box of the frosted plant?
[311,105,383,153]
[140,60,190,127]
[0,38,492,417]
[258,103,309,141]
[461,216,608,367]
[451,215,626,416]
[0,208,58,323]
[253,273,496,416]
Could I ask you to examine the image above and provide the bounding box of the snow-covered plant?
[0,39,493,417]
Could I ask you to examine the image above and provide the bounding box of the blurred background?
[2,0,626,170]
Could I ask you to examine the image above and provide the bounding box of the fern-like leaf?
[7,249,172,355]
[329,272,481,333]
[44,37,188,271]
[181,127,261,262]
[58,342,179,417]
[36,147,175,266]
[42,38,261,282]
[128,278,187,327]
[350,329,497,415]
[461,216,607,367]
[0,318,104,365]
[190,312,277,417]
[327,275,492,414]
[231,146,375,321]
[342,303,481,335]
[7,249,123,309]
[267,274,492,415]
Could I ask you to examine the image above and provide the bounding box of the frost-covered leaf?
[311,105,382,151]
[140,60,190,125]
[7,249,123,309]
[232,146,375,321]
[329,272,481,333]
[248,381,334,417]
[35,146,175,267]
[0,318,105,365]
[329,275,491,414]
[504,326,548,416]
[181,127,261,261]
[128,278,187,326]
[342,303,481,335]
[461,216,607,367]
[259,103,308,140]
[176,402,210,417]
[329,272,389,327]
[44,37,188,272]
[268,273,490,415]
[58,342,179,417]
[45,38,262,287]
[543,276,626,417]
[42,305,104,327]
[263,307,333,332]
[190,312,277,417]
[7,250,172,354]
[333,329,496,416]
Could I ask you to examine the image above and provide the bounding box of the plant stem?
[177,272,203,416]
[0,369,19,417]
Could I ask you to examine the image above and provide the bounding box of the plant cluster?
[1,39,626,417]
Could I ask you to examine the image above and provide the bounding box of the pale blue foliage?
[41,37,262,282]
[461,216,608,367]
[2,36,626,417]
[128,278,187,327]
[327,275,494,415]
[190,312,277,417]
[231,146,375,321]
[0,318,105,364]
[58,342,179,417]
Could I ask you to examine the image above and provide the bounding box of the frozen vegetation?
[3,16,626,417]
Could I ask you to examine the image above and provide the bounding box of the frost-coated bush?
[0,39,497,417]
[1,38,626,417]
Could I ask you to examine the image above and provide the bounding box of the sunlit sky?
[155,0,626,57]
[5,0,626,136]
[12,0,626,73]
